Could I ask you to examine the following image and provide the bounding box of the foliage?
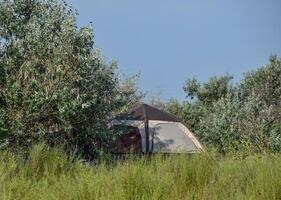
[0,0,142,156]
[183,74,233,104]
[0,144,281,200]
[0,0,280,157]
[164,56,281,153]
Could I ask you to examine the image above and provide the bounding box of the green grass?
[0,145,281,200]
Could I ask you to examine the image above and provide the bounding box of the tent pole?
[144,118,149,154]
[143,105,149,154]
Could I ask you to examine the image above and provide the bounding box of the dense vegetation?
[0,0,280,156]
[0,1,280,199]
[158,56,281,154]
[0,144,281,200]
[0,0,142,156]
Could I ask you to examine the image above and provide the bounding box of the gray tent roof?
[118,103,180,122]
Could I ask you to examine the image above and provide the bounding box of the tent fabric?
[113,103,203,153]
[117,103,180,122]
[114,120,203,153]
[151,121,202,153]
[110,126,142,154]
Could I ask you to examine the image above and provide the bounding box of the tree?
[165,56,281,153]
[0,0,141,156]
[183,74,233,105]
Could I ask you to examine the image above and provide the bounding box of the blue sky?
[66,0,281,101]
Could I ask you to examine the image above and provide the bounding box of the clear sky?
[66,0,281,101]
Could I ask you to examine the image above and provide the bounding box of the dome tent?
[113,103,203,153]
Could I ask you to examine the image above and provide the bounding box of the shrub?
[164,56,281,153]
[0,0,143,156]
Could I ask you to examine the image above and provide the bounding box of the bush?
[164,56,281,153]
[0,0,142,156]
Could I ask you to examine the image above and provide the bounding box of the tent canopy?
[117,103,180,122]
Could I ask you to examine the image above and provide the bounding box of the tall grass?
[0,145,280,200]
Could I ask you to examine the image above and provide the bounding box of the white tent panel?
[148,120,202,153]
[152,123,197,152]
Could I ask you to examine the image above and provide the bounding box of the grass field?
[0,145,280,200]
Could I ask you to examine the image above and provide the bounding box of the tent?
[112,103,203,153]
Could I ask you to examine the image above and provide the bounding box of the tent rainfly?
[113,103,203,153]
